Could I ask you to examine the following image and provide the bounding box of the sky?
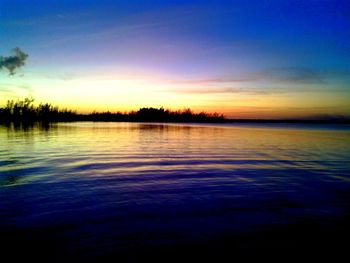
[0,0,349,119]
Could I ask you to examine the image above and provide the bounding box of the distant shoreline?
[226,119,350,124]
[1,118,349,125]
[1,113,349,125]
[1,98,349,125]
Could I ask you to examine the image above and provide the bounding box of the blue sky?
[0,0,349,118]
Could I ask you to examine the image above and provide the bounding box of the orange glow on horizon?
[1,70,349,119]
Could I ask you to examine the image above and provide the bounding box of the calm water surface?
[1,122,350,260]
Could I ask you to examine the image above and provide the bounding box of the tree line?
[0,98,225,123]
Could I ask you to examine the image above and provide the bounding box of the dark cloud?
[0,48,28,75]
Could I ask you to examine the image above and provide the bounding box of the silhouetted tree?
[0,97,225,124]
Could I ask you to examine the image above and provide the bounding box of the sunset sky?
[0,0,349,119]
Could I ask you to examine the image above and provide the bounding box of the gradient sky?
[0,0,349,119]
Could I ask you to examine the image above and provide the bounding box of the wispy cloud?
[165,65,350,96]
[0,83,33,94]
[169,76,258,85]
[32,5,213,48]
[165,66,329,88]
[166,65,350,96]
[263,67,324,84]
[171,87,269,95]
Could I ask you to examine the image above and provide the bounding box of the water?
[1,122,350,261]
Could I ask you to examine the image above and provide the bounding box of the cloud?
[166,66,331,95]
[172,87,269,95]
[168,67,327,88]
[169,77,258,85]
[263,67,324,84]
[0,83,33,94]
[0,48,28,75]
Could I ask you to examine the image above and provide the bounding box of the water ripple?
[1,122,350,259]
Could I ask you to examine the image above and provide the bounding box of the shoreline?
[1,118,349,125]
